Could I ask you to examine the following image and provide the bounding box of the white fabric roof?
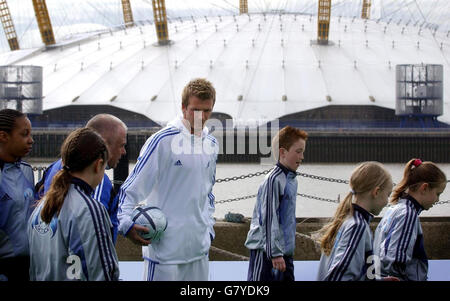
[1,11,449,125]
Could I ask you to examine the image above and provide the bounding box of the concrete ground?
[118,260,450,281]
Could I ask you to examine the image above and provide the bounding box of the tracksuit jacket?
[117,116,218,265]
[39,159,119,243]
[244,163,298,259]
[317,204,374,281]
[0,160,35,259]
[28,177,119,281]
[374,195,428,281]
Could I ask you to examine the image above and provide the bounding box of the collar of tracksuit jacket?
[405,194,425,214]
[276,162,297,179]
[174,115,210,139]
[71,176,94,196]
[0,158,24,171]
[352,203,374,223]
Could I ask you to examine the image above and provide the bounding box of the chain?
[297,193,340,204]
[215,168,350,184]
[215,192,340,205]
[215,192,450,206]
[215,169,273,183]
[30,165,449,206]
[32,166,47,172]
[296,172,349,184]
[215,194,257,204]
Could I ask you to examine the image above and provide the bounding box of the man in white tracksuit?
[117,78,218,281]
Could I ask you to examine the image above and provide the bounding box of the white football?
[131,206,168,242]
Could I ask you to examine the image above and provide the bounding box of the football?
[131,206,168,242]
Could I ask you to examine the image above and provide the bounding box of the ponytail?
[390,158,447,204]
[319,192,354,256]
[39,127,108,223]
[40,169,72,223]
[390,159,416,204]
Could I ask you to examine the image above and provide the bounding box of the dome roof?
[1,3,449,126]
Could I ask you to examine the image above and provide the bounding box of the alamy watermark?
[66,254,81,280]
[366,254,382,280]
[170,112,280,165]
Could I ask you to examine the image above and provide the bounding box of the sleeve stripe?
[134,128,179,175]
[208,192,215,207]
[206,135,218,145]
[265,167,283,258]
[76,186,116,280]
[335,213,366,281]
[328,213,365,281]
[118,128,179,209]
[94,177,104,201]
[86,187,117,280]
[396,202,416,263]
[122,127,178,189]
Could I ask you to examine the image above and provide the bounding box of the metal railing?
[32,166,450,205]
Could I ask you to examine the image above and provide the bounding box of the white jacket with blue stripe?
[317,204,374,281]
[28,177,119,281]
[244,163,298,258]
[373,195,428,281]
[117,116,218,264]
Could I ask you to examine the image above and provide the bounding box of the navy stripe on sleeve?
[76,186,115,280]
[327,213,365,281]
[396,202,416,263]
[265,166,283,258]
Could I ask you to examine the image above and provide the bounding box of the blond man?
[118,78,218,281]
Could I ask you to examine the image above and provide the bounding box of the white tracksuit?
[117,116,218,280]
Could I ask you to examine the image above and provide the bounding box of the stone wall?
[116,216,450,261]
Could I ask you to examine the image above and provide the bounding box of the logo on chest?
[174,160,183,166]
[32,213,58,238]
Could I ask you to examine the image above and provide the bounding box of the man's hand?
[272,256,286,272]
[126,224,151,246]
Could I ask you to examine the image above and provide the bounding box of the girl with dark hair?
[374,158,447,281]
[0,109,34,281]
[28,127,119,281]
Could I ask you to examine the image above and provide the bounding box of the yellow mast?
[152,0,169,45]
[121,0,134,28]
[317,0,331,45]
[361,0,371,19]
[239,0,248,15]
[0,0,19,50]
[32,0,55,46]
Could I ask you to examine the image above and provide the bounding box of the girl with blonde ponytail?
[28,128,120,281]
[374,158,446,281]
[317,161,393,281]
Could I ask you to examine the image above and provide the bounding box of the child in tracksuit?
[0,109,34,281]
[316,161,393,281]
[374,158,446,281]
[28,128,119,281]
[245,126,308,281]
